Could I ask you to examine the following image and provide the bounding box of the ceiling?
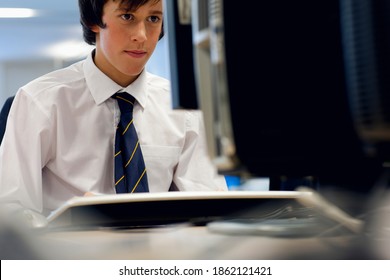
[0,0,93,62]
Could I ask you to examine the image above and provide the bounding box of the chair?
[0,96,15,145]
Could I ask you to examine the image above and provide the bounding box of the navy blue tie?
[113,92,149,193]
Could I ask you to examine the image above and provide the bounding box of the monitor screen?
[218,0,381,190]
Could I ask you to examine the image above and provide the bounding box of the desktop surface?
[34,224,368,260]
[2,189,389,260]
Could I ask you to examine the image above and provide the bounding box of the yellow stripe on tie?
[131,169,147,193]
[116,95,134,105]
[115,175,125,186]
[125,141,139,168]
[122,119,134,135]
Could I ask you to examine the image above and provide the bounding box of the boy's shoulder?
[22,60,85,95]
[145,71,171,90]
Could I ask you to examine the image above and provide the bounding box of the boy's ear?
[90,24,100,33]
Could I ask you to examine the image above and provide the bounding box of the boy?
[0,0,227,216]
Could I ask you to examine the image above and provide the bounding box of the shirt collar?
[121,68,149,109]
[84,50,149,109]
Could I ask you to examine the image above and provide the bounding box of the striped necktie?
[113,92,149,193]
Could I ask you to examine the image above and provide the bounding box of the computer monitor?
[164,0,199,109]
[165,0,387,193]
[340,0,390,166]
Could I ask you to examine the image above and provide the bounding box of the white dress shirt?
[0,51,227,215]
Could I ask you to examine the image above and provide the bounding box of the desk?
[2,190,389,260]
[34,224,367,260]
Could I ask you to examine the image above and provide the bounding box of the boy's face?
[91,0,163,87]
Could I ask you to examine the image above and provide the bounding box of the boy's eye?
[121,14,133,21]
[149,16,160,23]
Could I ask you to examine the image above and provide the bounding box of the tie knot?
[113,92,136,113]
